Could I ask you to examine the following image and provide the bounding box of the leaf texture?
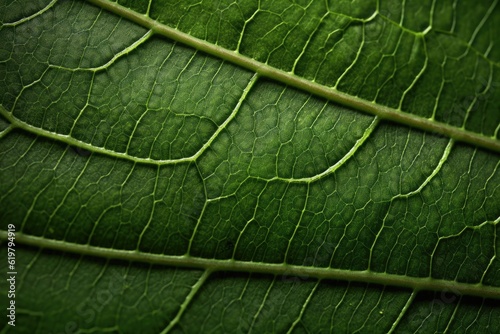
[0,0,499,333]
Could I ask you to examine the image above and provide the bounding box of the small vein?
[0,125,13,139]
[49,29,154,72]
[334,22,366,90]
[136,165,161,250]
[269,116,379,183]
[391,138,454,200]
[231,182,271,260]
[286,280,320,334]
[248,276,276,333]
[160,270,211,334]
[283,183,310,262]
[398,35,429,111]
[2,0,58,27]
[468,0,498,47]
[443,295,462,332]
[387,290,417,334]
[189,72,260,162]
[291,11,328,74]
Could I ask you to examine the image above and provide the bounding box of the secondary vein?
[86,0,500,154]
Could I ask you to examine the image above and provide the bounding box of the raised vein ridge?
[86,0,500,154]
[3,231,500,300]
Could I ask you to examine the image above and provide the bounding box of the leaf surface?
[0,0,499,333]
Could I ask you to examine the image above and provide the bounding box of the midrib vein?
[4,231,500,300]
[86,0,500,154]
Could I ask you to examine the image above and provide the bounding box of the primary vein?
[3,231,500,300]
[86,0,500,153]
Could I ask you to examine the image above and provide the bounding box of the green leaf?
[1,0,499,332]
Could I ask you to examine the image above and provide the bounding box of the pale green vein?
[358,286,385,332]
[231,181,271,259]
[249,277,276,333]
[427,0,437,34]
[235,4,260,53]
[270,116,379,183]
[334,22,366,90]
[20,140,68,231]
[391,139,454,200]
[190,73,259,161]
[443,295,462,333]
[49,30,154,72]
[186,164,209,256]
[430,216,499,283]
[160,270,211,334]
[387,290,417,334]
[136,165,160,250]
[383,10,495,66]
[0,136,37,203]
[46,146,93,233]
[468,0,498,47]
[286,280,319,334]
[0,125,13,139]
[399,35,429,111]
[16,247,42,293]
[1,0,58,26]
[0,73,258,165]
[86,0,500,153]
[481,216,499,284]
[4,231,500,300]
[291,12,328,74]
[283,183,310,262]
